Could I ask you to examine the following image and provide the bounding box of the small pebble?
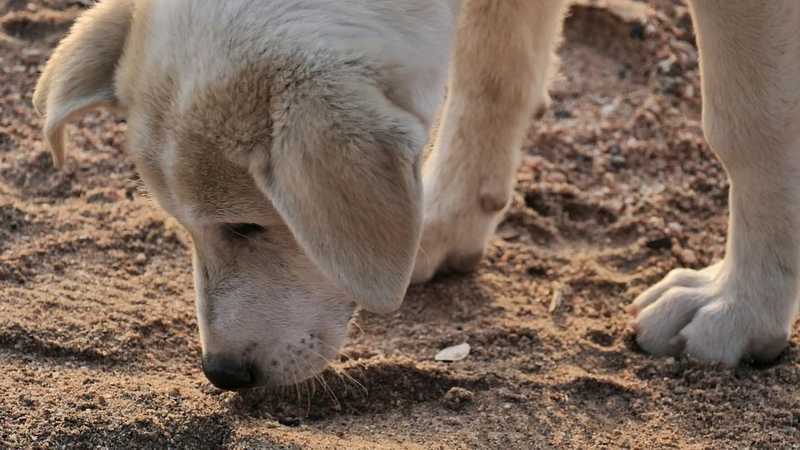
[278,417,302,427]
[442,387,474,411]
[679,248,697,265]
[435,343,470,362]
[549,287,564,314]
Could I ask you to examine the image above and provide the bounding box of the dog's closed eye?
[225,223,266,240]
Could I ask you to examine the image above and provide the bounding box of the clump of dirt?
[2,1,799,448]
[442,387,475,411]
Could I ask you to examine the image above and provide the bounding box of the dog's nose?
[202,355,256,390]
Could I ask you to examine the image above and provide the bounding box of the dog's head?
[34,0,455,389]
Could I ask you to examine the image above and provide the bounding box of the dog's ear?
[251,80,425,314]
[33,0,134,169]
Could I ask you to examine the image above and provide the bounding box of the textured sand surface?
[1,1,799,448]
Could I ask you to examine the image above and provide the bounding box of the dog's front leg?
[632,0,800,365]
[412,0,569,282]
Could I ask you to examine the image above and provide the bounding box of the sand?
[2,1,799,448]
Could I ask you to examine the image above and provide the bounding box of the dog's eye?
[225,223,266,240]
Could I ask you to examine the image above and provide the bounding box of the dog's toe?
[631,263,792,366]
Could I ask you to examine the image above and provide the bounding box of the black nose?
[202,355,256,390]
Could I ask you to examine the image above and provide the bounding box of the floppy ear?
[33,0,134,169]
[251,80,425,314]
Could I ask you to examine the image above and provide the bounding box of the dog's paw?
[411,219,488,284]
[411,181,508,284]
[629,262,792,366]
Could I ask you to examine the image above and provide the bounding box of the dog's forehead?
[180,69,278,219]
[137,140,270,228]
[173,142,268,224]
[135,69,279,226]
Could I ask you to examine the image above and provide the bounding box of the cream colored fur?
[33,0,800,388]
[412,0,569,281]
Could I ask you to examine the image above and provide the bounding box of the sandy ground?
[2,0,800,448]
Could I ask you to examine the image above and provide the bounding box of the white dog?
[33,0,800,390]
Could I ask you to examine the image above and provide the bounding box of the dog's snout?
[202,355,256,391]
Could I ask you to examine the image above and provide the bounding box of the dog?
[33,0,800,390]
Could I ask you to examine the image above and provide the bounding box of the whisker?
[308,349,344,408]
[305,347,352,396]
[316,373,341,409]
[350,319,366,339]
[322,342,366,384]
[315,343,368,396]
[302,377,312,416]
[288,355,301,404]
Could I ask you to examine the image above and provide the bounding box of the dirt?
[2,1,799,449]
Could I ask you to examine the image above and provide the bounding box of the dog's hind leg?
[632,0,800,365]
[412,0,569,283]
